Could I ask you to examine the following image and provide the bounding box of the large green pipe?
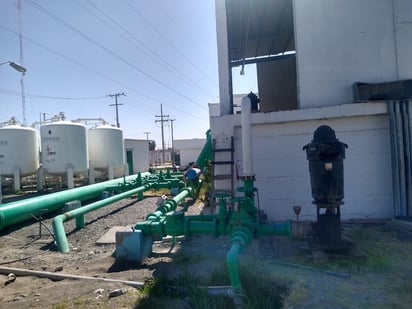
[145,187,192,222]
[0,173,151,231]
[226,227,253,294]
[195,129,212,169]
[53,183,154,253]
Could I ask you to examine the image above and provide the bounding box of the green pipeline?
[144,187,193,222]
[0,173,151,231]
[195,129,212,169]
[53,183,154,253]
[226,227,253,293]
[135,213,291,240]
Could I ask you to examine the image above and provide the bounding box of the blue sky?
[0,0,257,148]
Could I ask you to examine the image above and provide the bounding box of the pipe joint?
[230,226,253,248]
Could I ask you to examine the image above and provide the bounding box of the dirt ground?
[0,191,412,308]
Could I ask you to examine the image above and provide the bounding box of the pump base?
[115,230,152,263]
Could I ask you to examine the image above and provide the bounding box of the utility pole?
[170,119,175,168]
[155,104,169,164]
[17,0,26,126]
[108,92,125,127]
[143,131,151,141]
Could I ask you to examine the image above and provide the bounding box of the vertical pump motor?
[304,125,351,250]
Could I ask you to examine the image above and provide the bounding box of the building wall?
[257,57,297,112]
[174,138,206,168]
[124,139,149,174]
[395,0,412,79]
[293,0,412,108]
[211,102,393,220]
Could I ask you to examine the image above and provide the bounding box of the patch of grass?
[51,301,69,309]
[282,280,307,308]
[240,263,289,309]
[136,264,290,308]
[136,272,235,309]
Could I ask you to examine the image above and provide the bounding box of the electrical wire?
[123,0,218,88]
[0,24,208,122]
[24,0,208,110]
[0,89,107,100]
[74,0,215,102]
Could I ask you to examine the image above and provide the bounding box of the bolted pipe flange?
[230,226,253,247]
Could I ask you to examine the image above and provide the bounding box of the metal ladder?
[211,137,235,194]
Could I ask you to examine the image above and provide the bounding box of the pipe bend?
[52,215,70,253]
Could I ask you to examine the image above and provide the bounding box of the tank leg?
[13,167,21,192]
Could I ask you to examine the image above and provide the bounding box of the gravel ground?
[0,192,201,308]
[1,190,412,308]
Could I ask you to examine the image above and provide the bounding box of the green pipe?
[256,220,291,236]
[226,244,243,292]
[53,183,154,253]
[186,219,219,236]
[195,129,212,169]
[145,187,192,222]
[0,173,151,231]
[226,227,253,294]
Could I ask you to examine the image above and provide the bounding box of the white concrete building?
[124,139,150,174]
[174,138,206,169]
[212,0,412,221]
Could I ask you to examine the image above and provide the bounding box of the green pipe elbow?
[52,215,70,253]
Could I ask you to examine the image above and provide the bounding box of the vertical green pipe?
[226,227,252,294]
[226,244,243,292]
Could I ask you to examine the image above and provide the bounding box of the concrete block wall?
[211,102,393,221]
[294,0,412,108]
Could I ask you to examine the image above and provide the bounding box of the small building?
[124,139,150,175]
[174,138,206,169]
[212,0,412,221]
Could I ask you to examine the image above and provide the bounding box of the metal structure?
[131,101,291,294]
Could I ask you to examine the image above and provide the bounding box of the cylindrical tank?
[40,121,88,175]
[0,125,39,176]
[88,125,124,170]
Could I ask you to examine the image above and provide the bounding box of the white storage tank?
[88,125,125,170]
[40,121,88,175]
[0,125,39,176]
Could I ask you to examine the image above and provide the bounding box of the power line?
[123,0,218,87]
[108,92,125,128]
[74,0,215,102]
[0,88,108,100]
[24,0,207,110]
[0,24,208,122]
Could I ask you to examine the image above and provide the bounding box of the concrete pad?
[96,226,133,245]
